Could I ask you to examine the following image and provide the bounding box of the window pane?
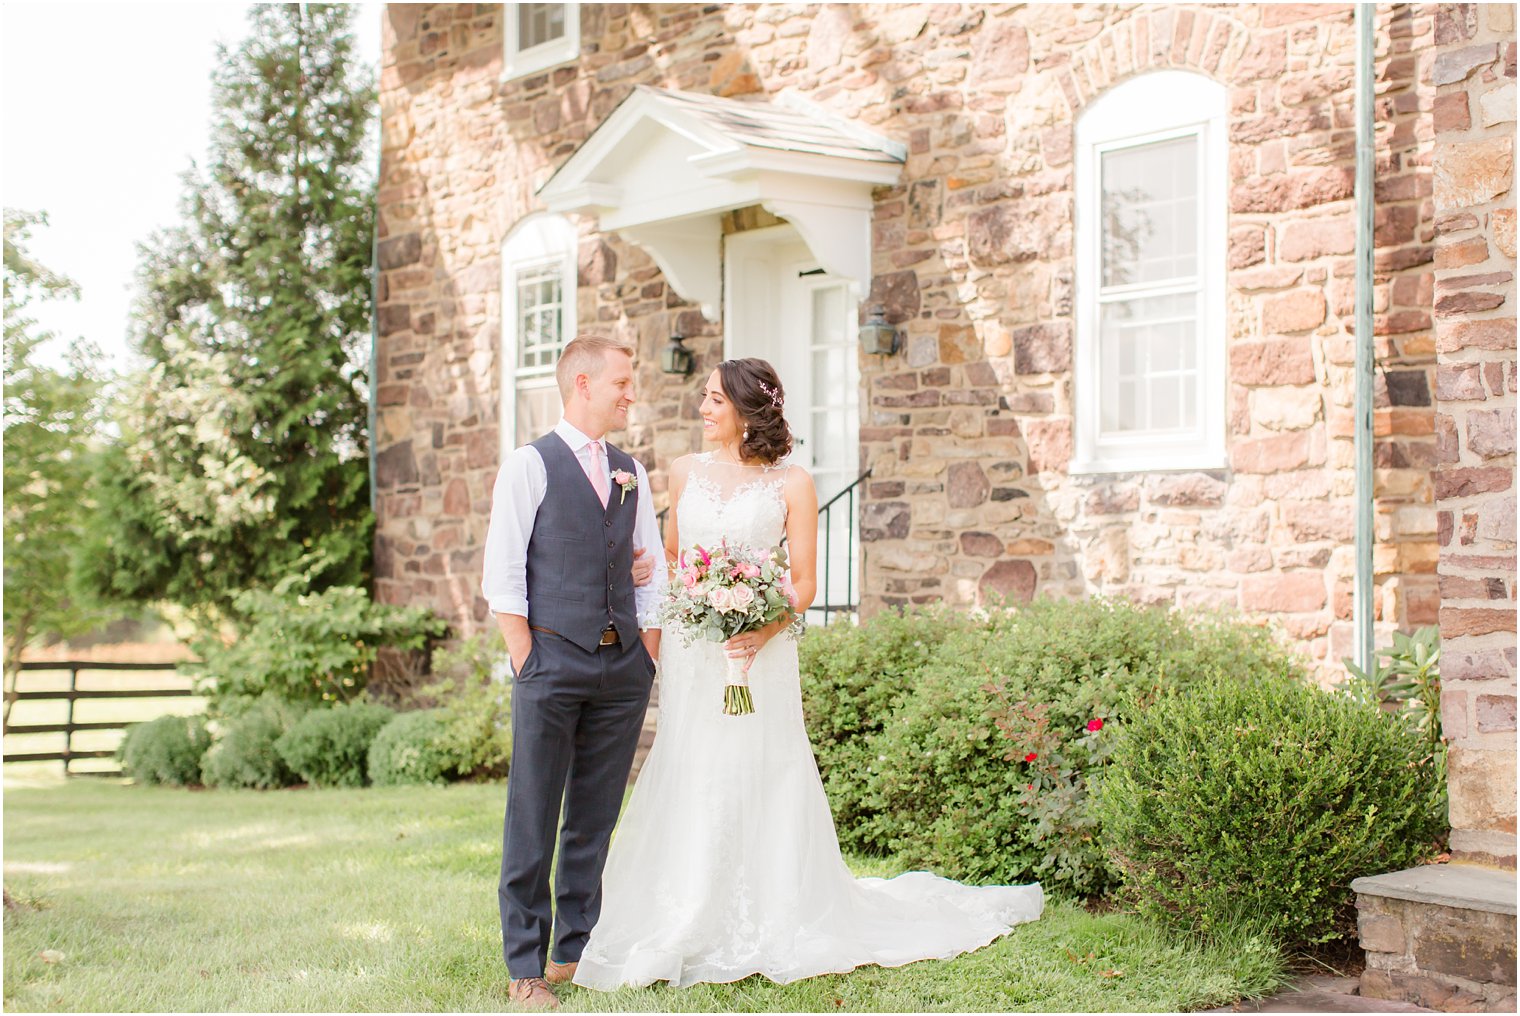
[517,267,563,372]
[518,4,566,51]
[1099,292,1199,435]
[812,410,853,470]
[515,383,561,447]
[1101,136,1198,288]
[811,286,846,346]
[811,346,851,400]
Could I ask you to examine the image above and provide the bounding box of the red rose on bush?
[1087,718,1104,732]
[1023,752,1038,762]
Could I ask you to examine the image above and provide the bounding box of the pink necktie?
[585,440,610,508]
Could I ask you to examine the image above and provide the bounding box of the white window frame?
[501,213,578,457]
[501,3,580,82]
[1072,70,1228,475]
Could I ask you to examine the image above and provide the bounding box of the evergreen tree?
[2,210,111,722]
[81,4,377,615]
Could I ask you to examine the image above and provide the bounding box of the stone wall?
[375,3,1442,681]
[1429,2,1517,869]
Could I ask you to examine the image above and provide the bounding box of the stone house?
[374,4,1514,1003]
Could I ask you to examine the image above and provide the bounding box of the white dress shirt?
[481,418,666,628]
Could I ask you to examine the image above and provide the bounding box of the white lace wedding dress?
[573,455,1043,990]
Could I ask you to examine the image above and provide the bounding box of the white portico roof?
[538,86,905,320]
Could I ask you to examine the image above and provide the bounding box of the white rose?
[730,584,756,610]
[707,586,736,613]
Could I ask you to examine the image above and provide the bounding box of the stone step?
[1204,974,1435,1013]
[1354,863,1517,1013]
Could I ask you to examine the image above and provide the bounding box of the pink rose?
[730,584,756,610]
[682,570,698,590]
[708,586,735,612]
[741,562,762,579]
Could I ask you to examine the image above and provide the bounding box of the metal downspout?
[369,216,379,518]
[367,6,381,520]
[1354,4,1376,673]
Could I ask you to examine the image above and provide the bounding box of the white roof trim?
[538,86,904,320]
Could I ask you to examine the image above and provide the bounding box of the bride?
[572,357,1042,990]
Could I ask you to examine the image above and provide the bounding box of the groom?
[481,334,666,1010]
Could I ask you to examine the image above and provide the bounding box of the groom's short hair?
[557,334,636,401]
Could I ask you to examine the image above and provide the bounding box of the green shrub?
[1093,671,1448,946]
[419,633,513,780]
[201,696,305,789]
[275,700,395,787]
[800,598,1303,898]
[800,606,973,837]
[118,714,211,786]
[190,581,446,714]
[368,709,458,786]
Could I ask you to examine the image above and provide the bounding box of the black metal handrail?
[815,468,872,625]
[656,467,874,624]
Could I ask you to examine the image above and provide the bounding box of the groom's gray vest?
[525,432,640,653]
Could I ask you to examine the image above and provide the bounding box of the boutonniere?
[611,469,638,504]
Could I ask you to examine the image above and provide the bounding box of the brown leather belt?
[530,623,620,647]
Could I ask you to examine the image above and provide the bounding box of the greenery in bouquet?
[662,540,803,646]
[663,540,804,715]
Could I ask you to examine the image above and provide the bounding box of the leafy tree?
[2,210,113,726]
[79,3,377,616]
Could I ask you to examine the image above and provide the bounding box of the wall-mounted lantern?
[859,305,900,356]
[661,331,694,376]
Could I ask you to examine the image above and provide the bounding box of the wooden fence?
[4,661,196,776]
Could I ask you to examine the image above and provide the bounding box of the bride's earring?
[742,428,749,442]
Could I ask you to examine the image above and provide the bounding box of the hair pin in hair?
[757,380,783,408]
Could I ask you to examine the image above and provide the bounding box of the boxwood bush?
[419,633,513,781]
[799,598,1303,898]
[118,714,211,786]
[368,709,457,787]
[800,605,975,839]
[1093,671,1447,946]
[275,700,395,788]
[201,696,304,789]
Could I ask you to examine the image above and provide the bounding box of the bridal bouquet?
[663,540,803,715]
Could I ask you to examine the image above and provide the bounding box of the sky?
[1,2,381,372]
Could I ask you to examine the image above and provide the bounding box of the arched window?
[501,213,577,453]
[1072,71,1228,473]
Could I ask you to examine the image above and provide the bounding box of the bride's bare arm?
[663,455,692,571]
[723,465,817,660]
[781,466,819,614]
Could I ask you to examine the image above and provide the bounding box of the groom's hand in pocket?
[632,546,655,586]
[495,612,533,675]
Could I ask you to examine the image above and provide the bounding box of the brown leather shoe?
[508,977,560,1010]
[545,958,578,985]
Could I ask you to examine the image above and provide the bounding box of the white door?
[725,225,862,615]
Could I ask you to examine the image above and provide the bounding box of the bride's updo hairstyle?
[717,358,794,466]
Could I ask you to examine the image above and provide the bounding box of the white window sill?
[501,39,579,83]
[1069,454,1229,476]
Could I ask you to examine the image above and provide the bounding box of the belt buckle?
[599,628,619,647]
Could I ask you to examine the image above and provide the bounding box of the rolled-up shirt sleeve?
[481,445,547,618]
[632,458,667,629]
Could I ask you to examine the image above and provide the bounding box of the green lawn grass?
[3,776,1284,1012]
